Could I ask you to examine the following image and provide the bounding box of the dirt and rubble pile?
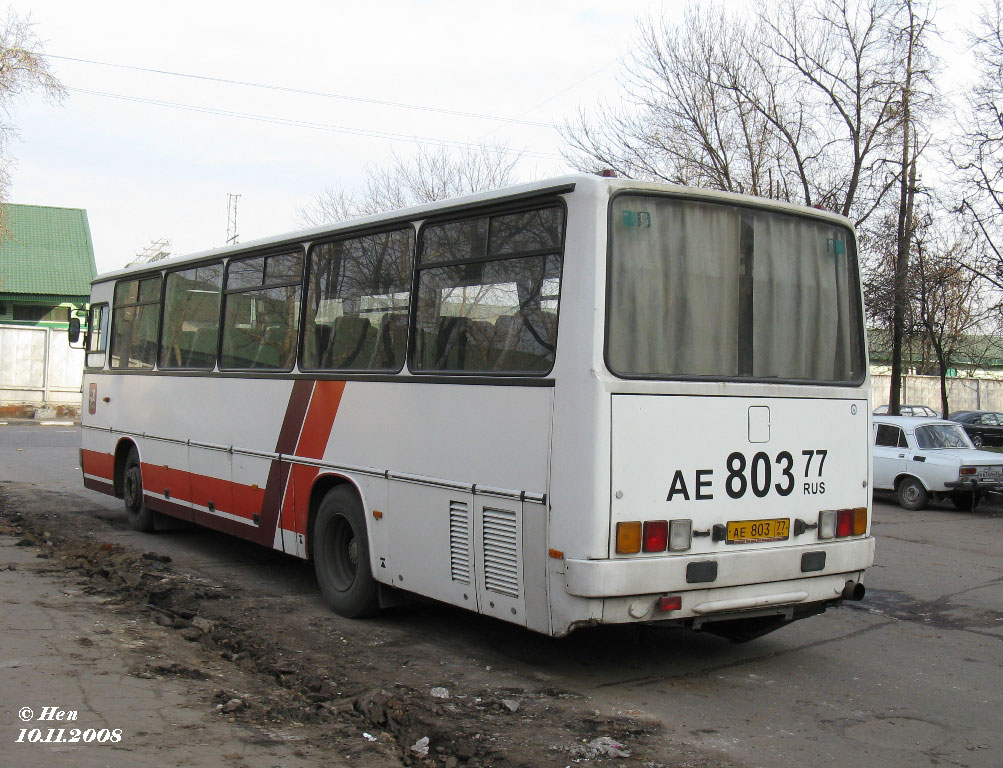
[0,492,677,768]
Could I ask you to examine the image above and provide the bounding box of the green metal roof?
[0,204,97,297]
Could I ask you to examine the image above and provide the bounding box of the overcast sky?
[9,0,659,272]
[7,0,985,274]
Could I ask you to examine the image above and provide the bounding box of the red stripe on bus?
[81,449,114,480]
[232,481,267,519]
[297,380,346,459]
[137,461,261,521]
[95,380,342,553]
[280,380,347,537]
[260,380,319,548]
[142,463,191,501]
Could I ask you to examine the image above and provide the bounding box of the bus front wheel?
[123,448,157,532]
[313,486,379,618]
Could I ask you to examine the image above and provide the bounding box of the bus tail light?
[669,519,692,551]
[835,509,854,537]
[616,522,642,554]
[642,520,668,552]
[818,509,866,539]
[818,510,836,539]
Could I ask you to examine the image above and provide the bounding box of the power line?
[479,59,619,142]
[66,87,564,160]
[47,53,557,129]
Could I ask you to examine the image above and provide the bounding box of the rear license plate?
[727,518,790,544]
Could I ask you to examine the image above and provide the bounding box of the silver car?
[872,416,1003,510]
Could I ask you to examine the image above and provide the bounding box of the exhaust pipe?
[841,580,866,601]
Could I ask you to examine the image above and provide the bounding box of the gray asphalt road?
[1,425,1000,768]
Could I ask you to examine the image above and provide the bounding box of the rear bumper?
[564,537,875,599]
[944,479,1003,491]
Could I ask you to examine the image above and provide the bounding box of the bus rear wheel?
[123,447,157,532]
[313,486,379,618]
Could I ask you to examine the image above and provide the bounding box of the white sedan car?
[872,415,1003,510]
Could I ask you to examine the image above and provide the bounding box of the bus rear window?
[606,195,865,383]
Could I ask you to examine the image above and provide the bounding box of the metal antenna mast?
[226,193,241,245]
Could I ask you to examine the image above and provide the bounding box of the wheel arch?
[894,472,930,492]
[306,472,366,561]
[113,438,139,498]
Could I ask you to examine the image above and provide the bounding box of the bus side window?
[302,228,414,372]
[85,303,109,369]
[220,253,303,371]
[412,206,564,375]
[110,277,162,369]
[159,263,223,370]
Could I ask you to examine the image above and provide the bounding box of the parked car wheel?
[970,433,984,448]
[897,476,929,511]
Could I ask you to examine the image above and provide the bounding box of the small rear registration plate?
[727,518,790,544]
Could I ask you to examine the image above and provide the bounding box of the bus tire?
[123,448,157,532]
[897,476,928,511]
[313,486,379,618]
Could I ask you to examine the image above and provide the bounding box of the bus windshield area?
[606,195,866,383]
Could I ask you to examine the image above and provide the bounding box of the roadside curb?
[0,418,79,427]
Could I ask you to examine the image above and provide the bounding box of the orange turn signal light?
[852,507,867,536]
[616,521,642,554]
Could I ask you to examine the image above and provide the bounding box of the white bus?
[77,175,873,640]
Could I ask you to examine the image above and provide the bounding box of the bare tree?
[954,0,1003,285]
[888,0,939,414]
[561,6,783,195]
[911,223,993,416]
[562,0,911,227]
[0,11,65,222]
[299,143,521,226]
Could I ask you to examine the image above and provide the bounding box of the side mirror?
[68,317,81,344]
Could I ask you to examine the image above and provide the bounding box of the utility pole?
[226,193,241,245]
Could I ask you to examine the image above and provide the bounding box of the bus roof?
[93,174,855,283]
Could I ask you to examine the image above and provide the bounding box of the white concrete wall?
[0,325,84,407]
[872,374,1003,415]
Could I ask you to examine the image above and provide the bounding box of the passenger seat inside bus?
[368,313,407,370]
[253,323,288,368]
[324,315,371,368]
